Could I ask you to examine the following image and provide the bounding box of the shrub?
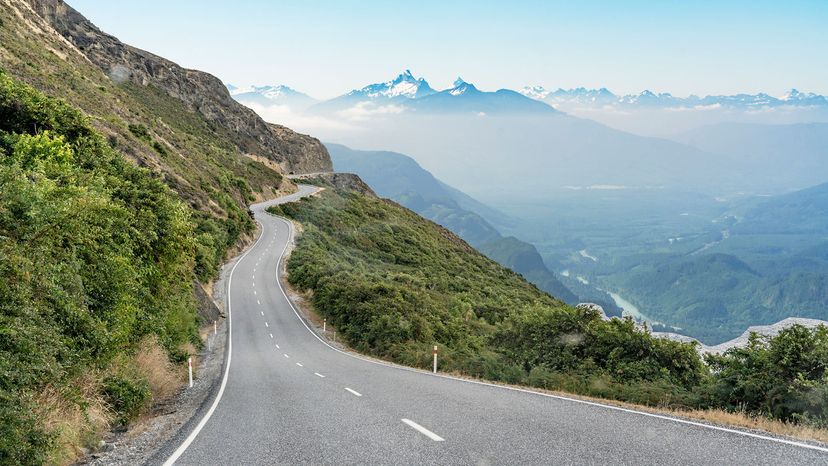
[102,375,150,425]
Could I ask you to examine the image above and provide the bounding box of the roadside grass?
[39,376,112,466]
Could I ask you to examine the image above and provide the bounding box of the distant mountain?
[408,78,558,115]
[734,181,828,235]
[673,122,828,192]
[228,84,317,110]
[308,70,436,113]
[520,86,828,110]
[327,143,580,303]
[308,72,557,115]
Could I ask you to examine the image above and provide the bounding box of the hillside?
[0,0,330,462]
[327,143,581,304]
[270,183,828,431]
[602,182,828,344]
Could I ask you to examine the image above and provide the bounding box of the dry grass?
[37,374,112,466]
[135,336,183,400]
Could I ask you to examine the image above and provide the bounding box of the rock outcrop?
[654,317,828,354]
[24,0,331,174]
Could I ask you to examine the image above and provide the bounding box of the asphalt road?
[157,185,828,465]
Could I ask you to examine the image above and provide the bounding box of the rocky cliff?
[21,0,331,174]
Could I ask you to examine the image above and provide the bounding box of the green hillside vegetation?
[0,71,207,463]
[270,186,828,428]
[0,1,289,282]
[326,143,588,306]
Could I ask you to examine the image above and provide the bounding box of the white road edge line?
[268,210,828,455]
[344,387,362,397]
[314,372,325,378]
[162,208,271,465]
[402,418,444,442]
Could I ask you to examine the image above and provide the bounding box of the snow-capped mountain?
[307,72,558,115]
[411,77,558,114]
[227,84,317,110]
[520,86,828,110]
[349,69,436,100]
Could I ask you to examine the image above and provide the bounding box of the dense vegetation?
[271,187,828,428]
[0,71,209,463]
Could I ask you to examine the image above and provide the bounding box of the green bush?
[102,375,151,425]
[127,123,149,140]
[0,69,201,459]
[703,325,828,426]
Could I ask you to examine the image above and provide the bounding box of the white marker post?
[433,345,438,373]
[323,318,326,333]
[188,357,193,388]
[214,320,217,335]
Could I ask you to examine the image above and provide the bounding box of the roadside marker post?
[188,357,193,388]
[214,320,217,335]
[323,318,326,333]
[433,345,438,373]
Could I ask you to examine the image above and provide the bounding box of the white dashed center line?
[314,372,325,378]
[344,388,362,397]
[265,322,269,327]
[401,419,444,442]
[269,333,273,339]
[275,344,280,349]
[260,311,264,316]
[296,363,303,367]
[283,354,290,358]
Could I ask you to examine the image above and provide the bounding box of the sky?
[69,0,828,100]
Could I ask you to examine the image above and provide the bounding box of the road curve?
[155,185,828,465]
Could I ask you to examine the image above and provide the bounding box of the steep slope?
[328,143,502,245]
[327,143,581,304]
[1,0,331,277]
[0,0,330,462]
[478,237,578,303]
[22,0,331,175]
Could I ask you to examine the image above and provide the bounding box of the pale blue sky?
[70,0,828,99]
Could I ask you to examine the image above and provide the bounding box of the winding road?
[154,185,828,465]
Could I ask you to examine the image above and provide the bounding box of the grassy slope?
[0,0,289,280]
[0,71,202,464]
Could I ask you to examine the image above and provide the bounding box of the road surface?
[155,185,828,465]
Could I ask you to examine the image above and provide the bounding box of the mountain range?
[229,70,828,116]
[519,86,828,110]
